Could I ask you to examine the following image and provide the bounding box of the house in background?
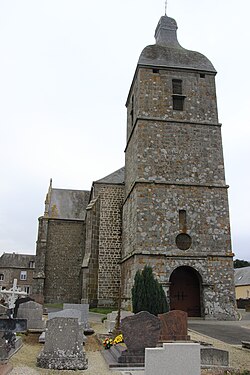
[0,252,35,295]
[234,266,250,300]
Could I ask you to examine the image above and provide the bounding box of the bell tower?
[121,15,236,319]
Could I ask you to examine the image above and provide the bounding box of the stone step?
[242,341,250,349]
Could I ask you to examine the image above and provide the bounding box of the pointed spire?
[44,178,53,217]
[154,15,181,48]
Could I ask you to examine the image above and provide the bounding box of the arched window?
[0,273,4,281]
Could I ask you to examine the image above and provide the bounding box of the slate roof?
[234,267,250,286]
[0,253,35,269]
[47,188,90,220]
[138,15,216,73]
[95,167,125,184]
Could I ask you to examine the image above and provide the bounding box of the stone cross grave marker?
[0,279,27,314]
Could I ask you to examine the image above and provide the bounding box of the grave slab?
[145,342,200,375]
[0,336,23,362]
[201,346,229,367]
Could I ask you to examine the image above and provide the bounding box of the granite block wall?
[44,220,85,303]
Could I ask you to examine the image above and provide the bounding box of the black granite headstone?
[0,319,27,332]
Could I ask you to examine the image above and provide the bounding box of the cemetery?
[0,278,249,374]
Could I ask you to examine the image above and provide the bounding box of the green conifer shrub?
[132,265,169,315]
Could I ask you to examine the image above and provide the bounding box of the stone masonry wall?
[125,67,220,198]
[32,217,49,303]
[123,183,232,259]
[44,219,85,303]
[122,63,236,319]
[81,197,100,307]
[127,68,218,139]
[125,120,225,193]
[93,184,124,306]
[121,254,236,319]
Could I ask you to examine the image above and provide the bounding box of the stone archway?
[169,266,202,317]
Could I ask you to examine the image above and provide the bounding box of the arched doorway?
[169,266,201,317]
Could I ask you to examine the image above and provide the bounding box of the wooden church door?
[169,266,201,317]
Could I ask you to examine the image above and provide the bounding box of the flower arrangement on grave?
[102,334,124,349]
[102,337,113,349]
[113,333,123,344]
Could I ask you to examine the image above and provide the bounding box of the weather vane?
[165,0,167,15]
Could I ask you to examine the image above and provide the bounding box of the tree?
[132,265,168,315]
[234,259,250,268]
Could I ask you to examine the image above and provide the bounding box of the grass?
[89,307,116,315]
[44,304,116,315]
[44,303,63,309]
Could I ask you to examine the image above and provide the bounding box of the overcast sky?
[0,0,249,261]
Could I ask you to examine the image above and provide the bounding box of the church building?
[33,13,237,319]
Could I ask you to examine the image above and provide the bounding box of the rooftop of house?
[0,252,35,269]
[234,266,250,286]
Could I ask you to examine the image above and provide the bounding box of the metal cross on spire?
[165,0,167,15]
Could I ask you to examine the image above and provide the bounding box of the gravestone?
[122,311,161,352]
[103,311,161,367]
[158,310,190,342]
[63,303,89,324]
[0,279,27,319]
[48,308,82,322]
[145,342,200,375]
[0,318,27,363]
[201,347,229,367]
[16,301,45,331]
[63,303,93,334]
[48,309,87,342]
[0,304,7,317]
[37,317,88,370]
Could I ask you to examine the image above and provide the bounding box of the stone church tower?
[121,15,236,319]
[33,13,237,319]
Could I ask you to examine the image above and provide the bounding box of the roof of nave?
[45,184,91,220]
[0,252,35,269]
[95,166,125,184]
[234,266,250,286]
[138,15,216,73]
